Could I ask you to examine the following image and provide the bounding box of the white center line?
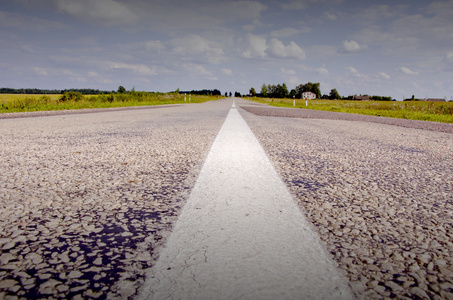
[137,100,353,299]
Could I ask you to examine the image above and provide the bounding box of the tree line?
[179,89,221,96]
[1,87,224,97]
[249,82,392,101]
[253,82,323,99]
[0,87,113,95]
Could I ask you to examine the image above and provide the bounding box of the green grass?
[0,93,223,114]
[248,98,453,123]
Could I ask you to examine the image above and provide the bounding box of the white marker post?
[305,99,308,107]
[293,96,295,107]
[184,93,186,102]
[189,94,191,102]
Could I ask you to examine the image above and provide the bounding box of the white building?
[302,92,317,99]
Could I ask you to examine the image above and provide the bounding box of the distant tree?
[225,92,228,97]
[309,82,321,98]
[275,84,282,98]
[295,84,304,98]
[229,92,232,97]
[249,87,256,97]
[282,83,289,98]
[329,88,340,100]
[260,84,268,97]
[290,89,297,98]
[267,84,274,97]
[234,91,241,97]
[117,86,126,94]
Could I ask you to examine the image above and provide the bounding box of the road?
[0,98,452,299]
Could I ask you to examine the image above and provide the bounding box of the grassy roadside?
[0,93,223,114]
[247,97,453,124]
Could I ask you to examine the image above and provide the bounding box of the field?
[0,93,222,113]
[248,97,453,123]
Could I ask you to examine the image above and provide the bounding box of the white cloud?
[182,63,217,80]
[446,52,453,63]
[378,72,391,79]
[342,40,364,53]
[398,66,418,75]
[87,71,99,77]
[281,68,296,76]
[324,12,338,21]
[222,68,233,76]
[267,39,306,59]
[242,34,268,59]
[143,41,166,52]
[346,66,358,74]
[241,35,305,60]
[33,67,49,76]
[301,65,329,75]
[108,62,158,75]
[243,19,263,32]
[346,66,367,78]
[170,35,225,64]
[288,77,301,87]
[316,67,329,75]
[55,0,138,25]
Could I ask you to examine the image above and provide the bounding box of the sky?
[1,0,453,99]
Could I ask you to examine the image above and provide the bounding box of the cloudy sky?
[1,0,452,99]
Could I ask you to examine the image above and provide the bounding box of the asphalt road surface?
[0,98,452,299]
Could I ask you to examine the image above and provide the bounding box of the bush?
[60,91,83,102]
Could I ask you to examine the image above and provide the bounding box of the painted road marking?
[138,100,353,299]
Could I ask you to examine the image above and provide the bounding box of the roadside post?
[293,96,295,107]
[305,98,308,107]
[184,93,186,102]
[189,94,191,102]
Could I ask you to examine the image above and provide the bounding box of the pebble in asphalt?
[137,101,353,299]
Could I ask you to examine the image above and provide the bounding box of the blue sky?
[1,0,452,99]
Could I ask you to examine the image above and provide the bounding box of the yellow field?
[0,94,60,102]
[0,93,223,113]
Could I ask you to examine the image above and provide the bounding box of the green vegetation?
[252,82,392,101]
[248,98,453,123]
[0,92,222,114]
[0,87,112,95]
[258,82,321,99]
